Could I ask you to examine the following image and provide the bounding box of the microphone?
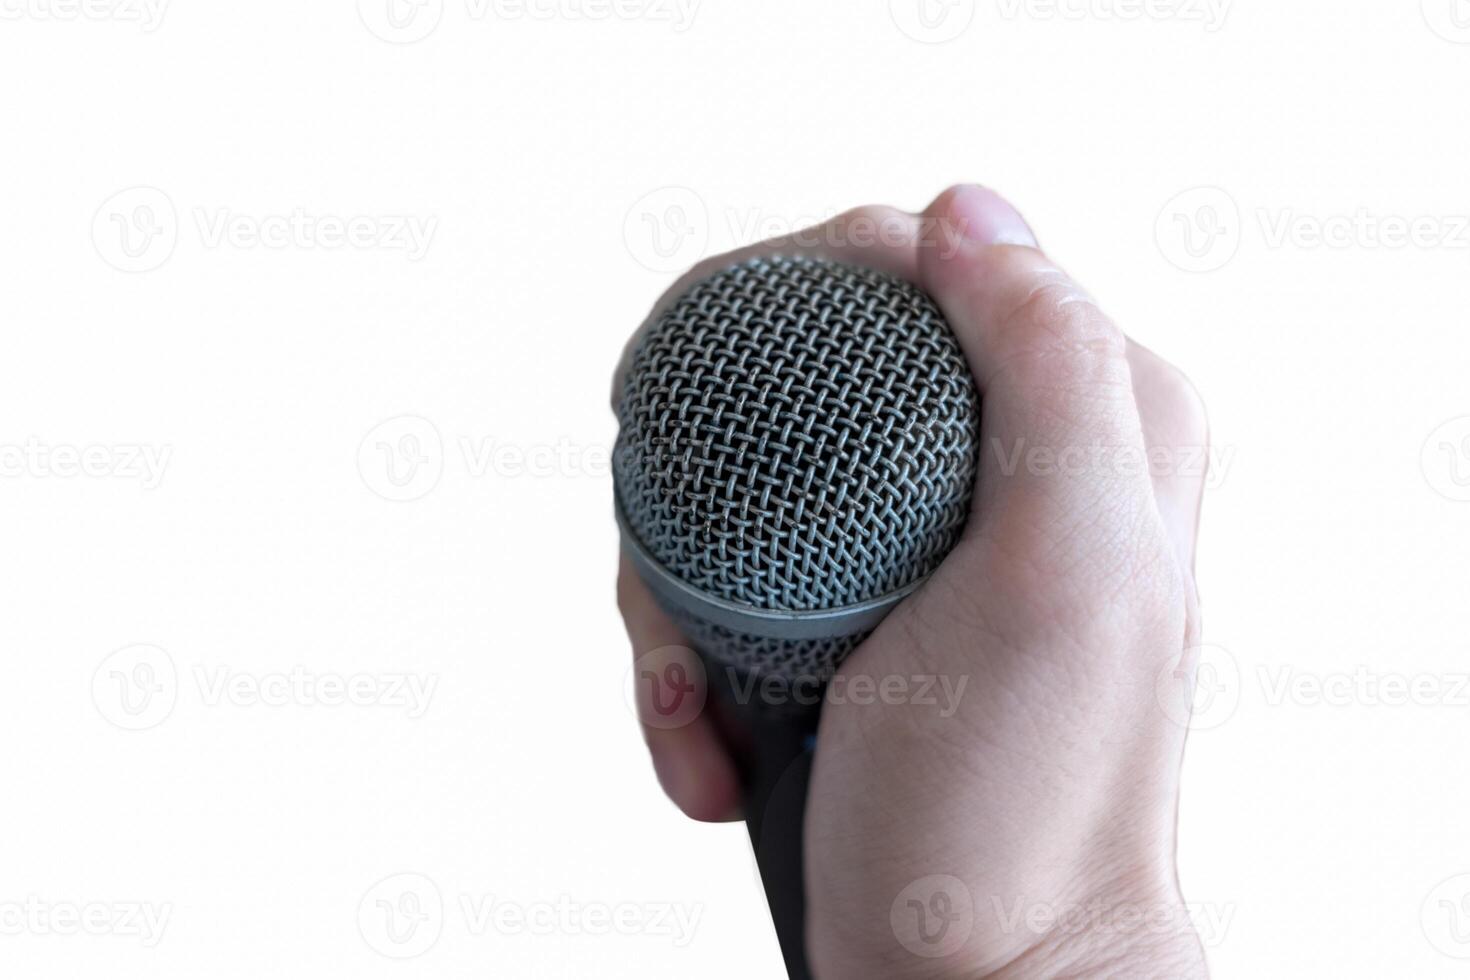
[613,255,979,978]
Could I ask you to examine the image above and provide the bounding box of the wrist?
[811,861,1208,980]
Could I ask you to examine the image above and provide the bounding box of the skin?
[614,185,1210,978]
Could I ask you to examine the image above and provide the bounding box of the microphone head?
[614,255,979,683]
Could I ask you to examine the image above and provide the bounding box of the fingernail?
[945,185,1038,247]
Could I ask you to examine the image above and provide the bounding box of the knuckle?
[827,204,913,250]
[1001,273,1119,355]
[1153,362,1210,447]
[1130,345,1211,452]
[988,272,1130,396]
[836,203,905,228]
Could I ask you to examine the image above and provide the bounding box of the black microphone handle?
[703,656,822,980]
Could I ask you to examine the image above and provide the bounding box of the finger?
[618,553,743,823]
[1126,339,1210,576]
[611,204,930,412]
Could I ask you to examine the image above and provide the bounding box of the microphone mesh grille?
[614,255,979,678]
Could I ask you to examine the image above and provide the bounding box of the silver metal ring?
[615,502,920,641]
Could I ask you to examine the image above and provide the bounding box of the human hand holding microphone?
[613,185,1210,979]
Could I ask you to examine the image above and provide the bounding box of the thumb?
[918,186,1159,567]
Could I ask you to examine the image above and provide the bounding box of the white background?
[2,1,1469,976]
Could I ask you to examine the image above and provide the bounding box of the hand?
[614,185,1210,979]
